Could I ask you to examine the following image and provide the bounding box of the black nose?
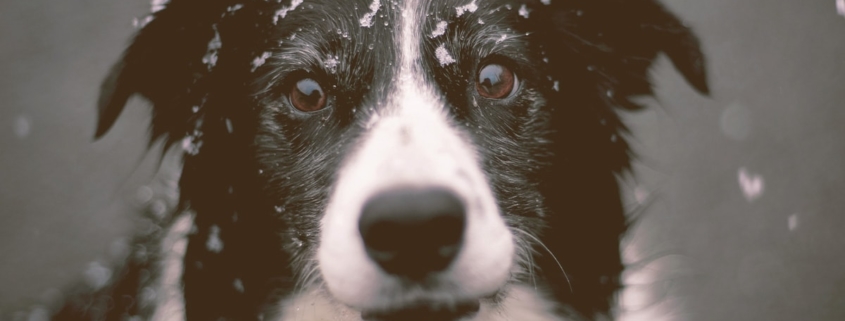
[358,187,466,279]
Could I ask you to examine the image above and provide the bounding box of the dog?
[52,0,708,320]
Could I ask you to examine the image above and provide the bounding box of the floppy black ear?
[543,0,709,109]
[529,0,709,318]
[94,0,235,146]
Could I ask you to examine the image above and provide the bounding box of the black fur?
[54,0,707,320]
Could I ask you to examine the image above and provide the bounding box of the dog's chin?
[275,287,488,321]
[276,285,565,321]
[360,300,482,321]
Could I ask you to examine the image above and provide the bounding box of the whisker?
[512,227,538,290]
[512,228,573,293]
[294,259,321,293]
[526,241,537,290]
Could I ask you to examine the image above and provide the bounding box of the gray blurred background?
[1,0,843,320]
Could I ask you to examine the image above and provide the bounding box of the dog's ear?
[94,1,234,146]
[541,0,709,109]
[530,1,709,317]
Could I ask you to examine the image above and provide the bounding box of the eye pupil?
[291,78,327,112]
[476,64,516,99]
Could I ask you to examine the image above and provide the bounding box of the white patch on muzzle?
[316,0,514,312]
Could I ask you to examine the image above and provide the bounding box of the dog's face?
[95,0,707,320]
[257,1,549,318]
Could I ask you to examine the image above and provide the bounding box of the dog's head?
[97,0,707,320]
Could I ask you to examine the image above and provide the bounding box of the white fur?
[151,214,192,321]
[316,0,515,312]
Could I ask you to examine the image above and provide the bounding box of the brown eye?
[290,78,327,112]
[476,64,517,99]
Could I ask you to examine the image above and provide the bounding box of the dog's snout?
[358,187,466,279]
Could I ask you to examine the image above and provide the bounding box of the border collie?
[53,0,708,320]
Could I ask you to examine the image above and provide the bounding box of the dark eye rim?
[473,56,521,100]
[282,71,333,116]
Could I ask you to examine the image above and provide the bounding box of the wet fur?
[52,0,707,320]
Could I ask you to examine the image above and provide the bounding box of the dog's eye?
[476,64,517,99]
[290,78,327,112]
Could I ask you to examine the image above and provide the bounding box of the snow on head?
[324,55,340,74]
[251,51,273,72]
[430,20,448,38]
[274,0,304,25]
[518,4,530,18]
[456,0,478,17]
[541,0,551,5]
[435,44,456,66]
[495,34,508,44]
[360,0,381,28]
